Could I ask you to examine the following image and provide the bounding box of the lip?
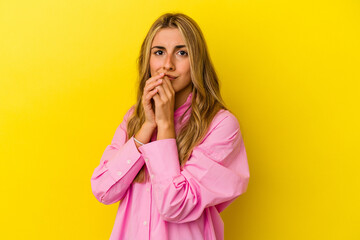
[164,74,177,80]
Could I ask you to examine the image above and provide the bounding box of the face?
[150,28,192,95]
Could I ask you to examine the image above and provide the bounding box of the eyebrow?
[151,45,187,50]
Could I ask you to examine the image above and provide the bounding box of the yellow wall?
[1,0,359,239]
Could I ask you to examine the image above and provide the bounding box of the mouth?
[164,74,177,80]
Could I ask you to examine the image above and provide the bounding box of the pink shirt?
[90,92,250,240]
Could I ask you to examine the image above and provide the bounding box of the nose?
[163,54,175,71]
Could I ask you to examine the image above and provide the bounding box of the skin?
[140,28,193,142]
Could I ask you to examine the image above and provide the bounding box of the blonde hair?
[127,12,228,183]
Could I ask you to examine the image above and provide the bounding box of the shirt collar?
[174,92,193,119]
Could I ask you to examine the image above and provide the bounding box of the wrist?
[156,121,174,130]
[143,121,157,130]
[133,122,156,150]
[157,122,175,140]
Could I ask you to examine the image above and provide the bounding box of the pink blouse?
[90,92,250,240]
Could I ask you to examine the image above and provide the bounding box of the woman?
[91,12,250,240]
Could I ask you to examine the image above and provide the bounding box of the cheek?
[149,57,160,72]
[180,61,191,75]
[185,66,191,81]
[149,58,155,71]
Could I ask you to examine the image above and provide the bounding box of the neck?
[174,85,193,111]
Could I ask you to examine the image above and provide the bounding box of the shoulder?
[110,105,136,146]
[194,109,243,162]
[116,105,136,132]
[210,109,240,133]
[123,105,136,122]
[200,109,241,144]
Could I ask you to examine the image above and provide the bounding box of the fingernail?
[160,73,164,75]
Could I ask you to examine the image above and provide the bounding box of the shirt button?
[117,171,122,176]
[150,174,154,179]
[146,187,150,192]
[145,158,149,163]
[143,221,147,225]
[127,159,131,164]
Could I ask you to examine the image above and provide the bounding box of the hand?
[142,73,165,128]
[152,75,175,127]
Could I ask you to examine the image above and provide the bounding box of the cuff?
[106,136,143,182]
[138,138,181,183]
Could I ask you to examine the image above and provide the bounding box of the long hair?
[127,12,228,183]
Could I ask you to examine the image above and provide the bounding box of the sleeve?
[90,106,145,205]
[138,113,250,223]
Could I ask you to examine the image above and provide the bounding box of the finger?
[155,84,168,102]
[145,73,165,87]
[152,92,161,105]
[144,74,163,92]
[162,76,174,97]
[166,77,175,94]
[145,88,158,101]
[146,88,159,102]
[143,87,159,108]
[144,78,163,93]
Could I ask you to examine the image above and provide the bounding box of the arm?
[138,113,250,223]
[90,106,154,205]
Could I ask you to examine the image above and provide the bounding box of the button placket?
[143,182,151,238]
[148,183,153,239]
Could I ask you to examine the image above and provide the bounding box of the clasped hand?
[142,73,175,129]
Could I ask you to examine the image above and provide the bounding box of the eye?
[154,50,164,55]
[178,50,188,56]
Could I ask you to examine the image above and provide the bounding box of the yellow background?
[1,0,359,239]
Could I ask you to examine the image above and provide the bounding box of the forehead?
[151,28,186,47]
